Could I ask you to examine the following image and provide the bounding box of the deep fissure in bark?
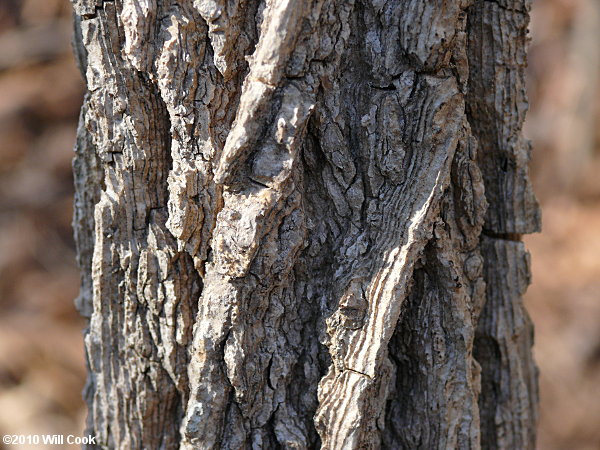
[72,0,540,448]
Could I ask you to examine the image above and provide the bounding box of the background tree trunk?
[71,0,541,448]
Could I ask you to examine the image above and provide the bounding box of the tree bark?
[71,0,541,448]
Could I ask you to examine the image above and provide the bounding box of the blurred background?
[0,0,598,448]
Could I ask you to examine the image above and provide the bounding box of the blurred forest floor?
[0,0,86,448]
[0,0,599,449]
[525,0,600,448]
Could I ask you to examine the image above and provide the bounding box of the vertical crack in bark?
[382,124,487,449]
[73,98,102,320]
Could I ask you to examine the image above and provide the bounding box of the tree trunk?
[71,0,541,448]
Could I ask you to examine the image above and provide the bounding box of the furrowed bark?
[467,0,541,447]
[71,0,541,448]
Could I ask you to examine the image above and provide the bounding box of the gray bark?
[71,0,541,448]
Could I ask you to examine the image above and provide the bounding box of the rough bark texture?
[71,0,540,448]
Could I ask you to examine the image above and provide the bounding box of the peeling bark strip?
[72,0,540,448]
